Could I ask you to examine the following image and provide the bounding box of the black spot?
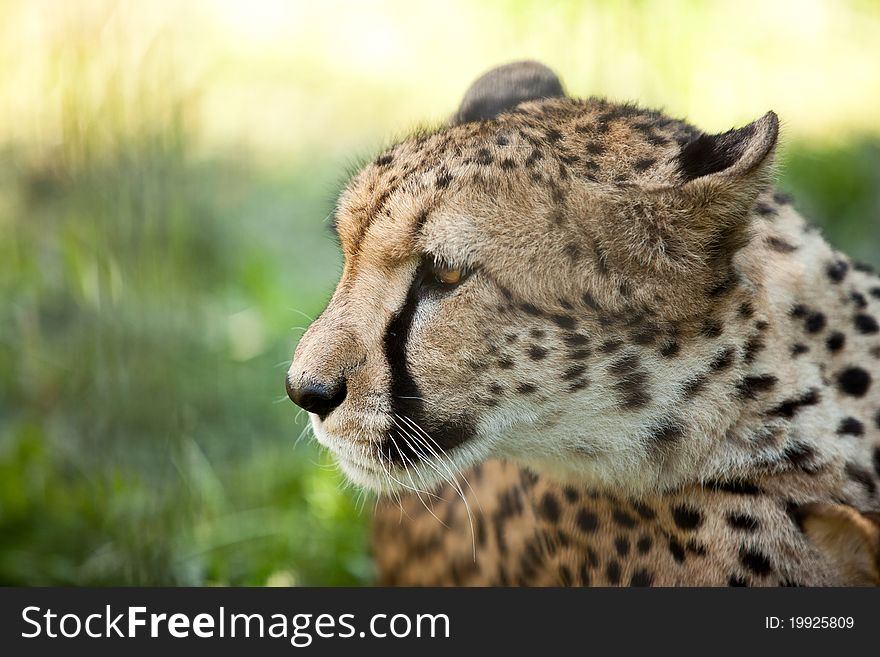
[499,158,516,171]
[562,365,588,381]
[612,509,638,528]
[737,374,778,400]
[525,148,542,166]
[530,328,545,339]
[850,291,868,309]
[629,569,653,587]
[837,367,872,397]
[631,501,656,520]
[516,382,537,395]
[755,202,776,217]
[790,343,809,356]
[672,506,703,530]
[743,334,766,363]
[556,529,571,547]
[545,127,563,143]
[738,301,755,318]
[804,311,826,333]
[871,287,880,300]
[578,563,591,586]
[709,346,736,371]
[773,191,793,205]
[701,319,723,338]
[855,313,879,334]
[826,331,845,352]
[497,357,514,370]
[790,304,808,318]
[739,548,772,576]
[854,261,876,273]
[874,446,880,478]
[636,536,652,554]
[435,169,452,189]
[659,341,680,358]
[647,420,684,448]
[606,560,621,585]
[608,353,650,406]
[837,417,864,436]
[569,348,592,360]
[767,388,820,418]
[475,148,493,166]
[845,463,877,495]
[539,492,561,522]
[520,303,543,317]
[782,442,816,470]
[727,513,760,532]
[668,537,686,563]
[826,259,849,283]
[581,291,602,311]
[550,313,576,330]
[633,157,656,172]
[682,374,707,399]
[585,141,605,155]
[563,486,580,503]
[558,565,572,587]
[527,345,548,361]
[576,509,598,533]
[876,410,880,431]
[631,326,657,346]
[614,537,630,557]
[564,332,589,347]
[374,153,393,166]
[728,575,749,587]
[599,339,623,354]
[488,383,504,396]
[686,540,707,556]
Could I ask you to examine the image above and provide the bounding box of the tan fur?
[796,503,880,586]
[288,63,880,585]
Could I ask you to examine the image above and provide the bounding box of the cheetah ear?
[663,112,780,259]
[451,61,565,125]
[678,111,779,185]
[622,113,779,276]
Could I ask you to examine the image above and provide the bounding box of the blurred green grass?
[0,0,879,586]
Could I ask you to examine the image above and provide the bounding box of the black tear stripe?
[382,275,475,466]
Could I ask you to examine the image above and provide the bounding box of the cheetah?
[286,62,880,586]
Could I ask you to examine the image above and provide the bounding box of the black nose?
[286,375,347,418]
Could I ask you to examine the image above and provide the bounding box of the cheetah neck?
[517,192,879,508]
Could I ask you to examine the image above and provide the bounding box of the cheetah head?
[287,62,779,494]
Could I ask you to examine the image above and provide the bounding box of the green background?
[1,0,878,585]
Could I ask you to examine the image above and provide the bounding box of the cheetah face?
[287,62,779,493]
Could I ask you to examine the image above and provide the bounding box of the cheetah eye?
[423,258,469,290]
[433,264,462,286]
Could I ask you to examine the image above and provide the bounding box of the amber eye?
[425,258,467,288]
[434,265,462,286]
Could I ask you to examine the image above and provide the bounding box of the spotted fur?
[287,62,880,586]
